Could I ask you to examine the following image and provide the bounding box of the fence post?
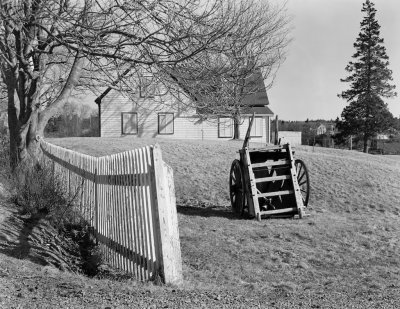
[151,144,183,286]
[274,115,279,145]
[68,157,71,197]
[94,163,99,240]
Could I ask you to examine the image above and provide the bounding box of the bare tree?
[0,0,290,169]
[159,1,291,139]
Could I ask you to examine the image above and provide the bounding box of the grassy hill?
[1,137,399,307]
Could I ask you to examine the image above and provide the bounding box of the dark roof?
[94,68,131,104]
[246,105,273,115]
[240,70,270,107]
[95,68,273,115]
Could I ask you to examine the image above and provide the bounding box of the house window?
[218,117,233,138]
[121,112,138,135]
[250,117,263,137]
[158,113,174,135]
[140,76,155,98]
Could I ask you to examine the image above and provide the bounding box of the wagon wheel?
[294,159,310,207]
[229,159,245,215]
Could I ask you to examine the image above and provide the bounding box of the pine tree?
[338,0,396,152]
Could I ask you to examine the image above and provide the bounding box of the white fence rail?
[40,139,182,285]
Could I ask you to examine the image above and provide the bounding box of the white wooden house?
[95,74,274,143]
[316,124,327,136]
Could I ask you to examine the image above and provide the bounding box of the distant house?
[316,124,326,136]
[95,72,274,143]
[313,122,337,147]
[376,133,389,140]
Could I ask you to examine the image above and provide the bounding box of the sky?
[268,0,400,121]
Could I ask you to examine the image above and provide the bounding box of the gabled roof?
[94,68,131,105]
[246,105,273,116]
[240,70,270,107]
[94,67,273,116]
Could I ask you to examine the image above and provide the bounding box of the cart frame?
[229,115,310,220]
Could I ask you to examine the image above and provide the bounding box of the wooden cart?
[229,116,310,221]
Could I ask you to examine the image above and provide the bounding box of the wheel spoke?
[230,159,246,215]
[294,159,310,207]
[296,164,303,175]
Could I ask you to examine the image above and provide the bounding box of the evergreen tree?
[338,0,396,152]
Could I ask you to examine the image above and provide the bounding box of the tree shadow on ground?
[177,205,299,221]
[177,205,249,220]
[0,202,47,266]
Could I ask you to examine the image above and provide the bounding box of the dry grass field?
[1,137,400,308]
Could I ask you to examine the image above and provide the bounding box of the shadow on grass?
[0,208,47,266]
[177,205,248,220]
[177,205,299,221]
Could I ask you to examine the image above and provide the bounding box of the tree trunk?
[363,134,369,153]
[233,116,240,140]
[8,106,42,171]
[6,54,84,170]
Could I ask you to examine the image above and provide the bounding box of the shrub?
[12,162,77,226]
[11,160,103,276]
[65,223,103,276]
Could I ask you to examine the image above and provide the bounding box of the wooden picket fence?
[39,139,182,285]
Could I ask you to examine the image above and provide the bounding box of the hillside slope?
[0,137,399,308]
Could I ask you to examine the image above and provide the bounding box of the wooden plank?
[151,144,183,285]
[131,150,141,279]
[96,158,101,242]
[120,153,128,274]
[78,155,83,215]
[140,147,151,279]
[136,148,145,279]
[287,143,306,217]
[104,156,111,266]
[102,157,108,263]
[115,153,124,271]
[107,156,114,267]
[134,148,145,280]
[258,190,294,198]
[248,145,284,152]
[163,162,182,283]
[255,175,291,183]
[122,153,130,275]
[251,160,291,168]
[244,148,261,220]
[128,150,139,278]
[82,156,87,221]
[87,156,92,224]
[145,147,156,278]
[140,147,151,280]
[114,155,121,270]
[123,152,134,275]
[120,153,129,273]
[113,155,121,270]
[242,112,255,149]
[99,157,106,262]
[259,207,297,216]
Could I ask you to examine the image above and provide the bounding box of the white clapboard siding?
[39,139,182,285]
[100,90,270,142]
